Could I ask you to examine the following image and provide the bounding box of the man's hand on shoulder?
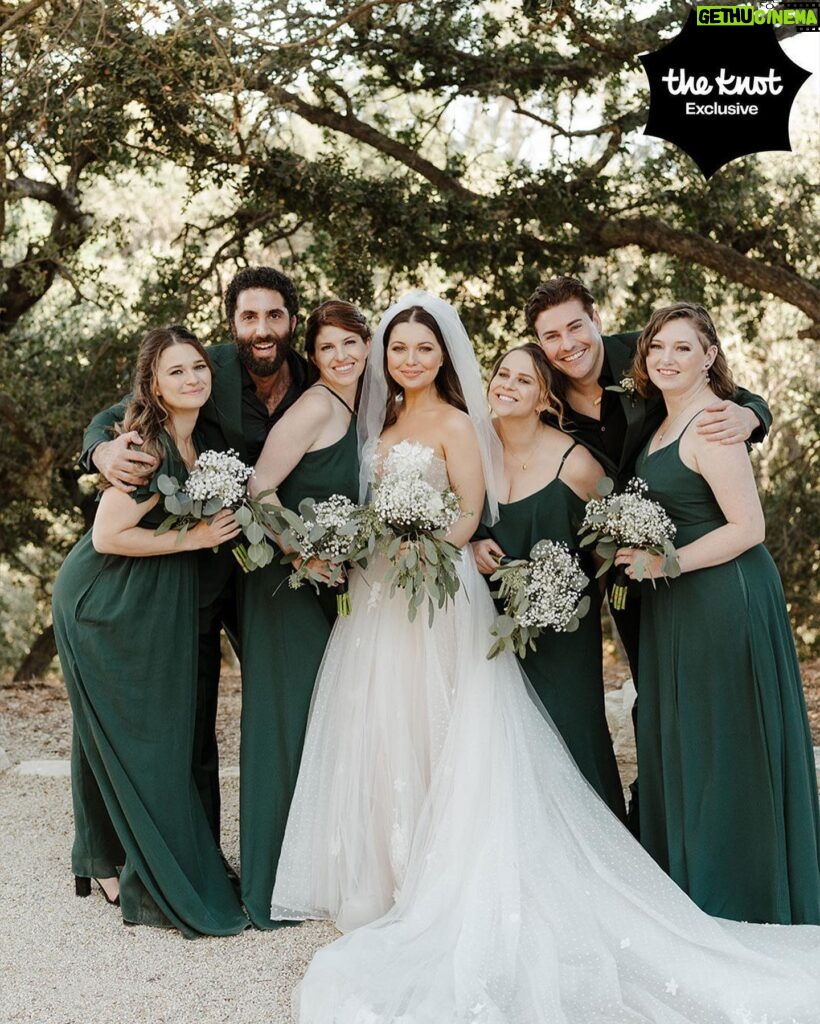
[696,401,759,445]
[92,431,159,492]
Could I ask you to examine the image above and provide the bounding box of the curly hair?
[381,306,467,429]
[487,343,567,428]
[631,303,735,401]
[100,325,212,489]
[224,266,299,326]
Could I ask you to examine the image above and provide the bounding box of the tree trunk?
[13,624,57,682]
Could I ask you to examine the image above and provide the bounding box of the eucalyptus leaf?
[203,496,225,517]
[248,541,268,562]
[245,521,265,545]
[234,504,253,527]
[596,476,615,496]
[157,474,178,496]
[165,493,183,516]
[493,615,516,638]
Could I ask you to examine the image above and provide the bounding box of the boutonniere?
[605,376,638,406]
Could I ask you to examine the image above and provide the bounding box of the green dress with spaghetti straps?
[479,443,627,822]
[635,415,820,923]
[238,400,359,929]
[51,432,247,937]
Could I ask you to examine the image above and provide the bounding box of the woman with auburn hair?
[52,325,247,936]
[240,299,370,929]
[616,302,820,923]
[471,342,625,820]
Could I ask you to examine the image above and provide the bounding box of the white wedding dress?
[271,445,820,1024]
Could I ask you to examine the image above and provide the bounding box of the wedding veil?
[357,290,503,525]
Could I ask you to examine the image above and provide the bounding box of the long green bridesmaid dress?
[636,424,820,923]
[480,445,627,822]
[238,407,359,929]
[52,434,248,937]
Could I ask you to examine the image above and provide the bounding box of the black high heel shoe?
[74,875,121,906]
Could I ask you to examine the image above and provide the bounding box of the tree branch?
[593,215,820,333]
[258,85,479,201]
[0,0,48,35]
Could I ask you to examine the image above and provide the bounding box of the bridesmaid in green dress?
[52,325,248,936]
[615,302,820,924]
[472,344,626,821]
[238,300,369,928]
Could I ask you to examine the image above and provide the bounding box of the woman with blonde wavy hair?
[471,342,626,820]
[52,325,248,937]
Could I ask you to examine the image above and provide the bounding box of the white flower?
[373,446,460,532]
[515,541,588,632]
[580,478,676,548]
[185,449,252,506]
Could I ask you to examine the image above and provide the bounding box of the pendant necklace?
[510,431,542,471]
[657,382,709,444]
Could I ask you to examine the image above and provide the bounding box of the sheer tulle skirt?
[272,549,820,1023]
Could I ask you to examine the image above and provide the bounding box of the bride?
[271,293,820,1023]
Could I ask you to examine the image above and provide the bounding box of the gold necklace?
[657,383,709,443]
[507,432,542,471]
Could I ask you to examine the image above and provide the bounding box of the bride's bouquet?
[578,477,680,610]
[368,441,463,625]
[487,540,591,659]
[266,494,373,615]
[156,449,279,572]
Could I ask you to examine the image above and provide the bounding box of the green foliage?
[1,0,818,673]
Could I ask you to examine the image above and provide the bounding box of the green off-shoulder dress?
[238,410,359,929]
[51,435,248,937]
[635,428,820,923]
[479,446,627,822]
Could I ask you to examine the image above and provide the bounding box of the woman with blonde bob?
[616,301,820,924]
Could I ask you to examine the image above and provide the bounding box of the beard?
[234,331,292,377]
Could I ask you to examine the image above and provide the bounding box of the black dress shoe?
[74,874,121,906]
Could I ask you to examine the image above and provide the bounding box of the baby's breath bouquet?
[487,540,591,659]
[578,477,680,610]
[266,494,372,615]
[368,441,463,626]
[156,449,278,572]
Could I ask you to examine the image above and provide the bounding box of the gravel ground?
[0,671,337,1024]
[1,655,818,1024]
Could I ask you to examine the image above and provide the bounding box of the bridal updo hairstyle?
[304,299,372,387]
[100,325,213,489]
[631,302,735,400]
[382,305,468,429]
[487,342,567,428]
